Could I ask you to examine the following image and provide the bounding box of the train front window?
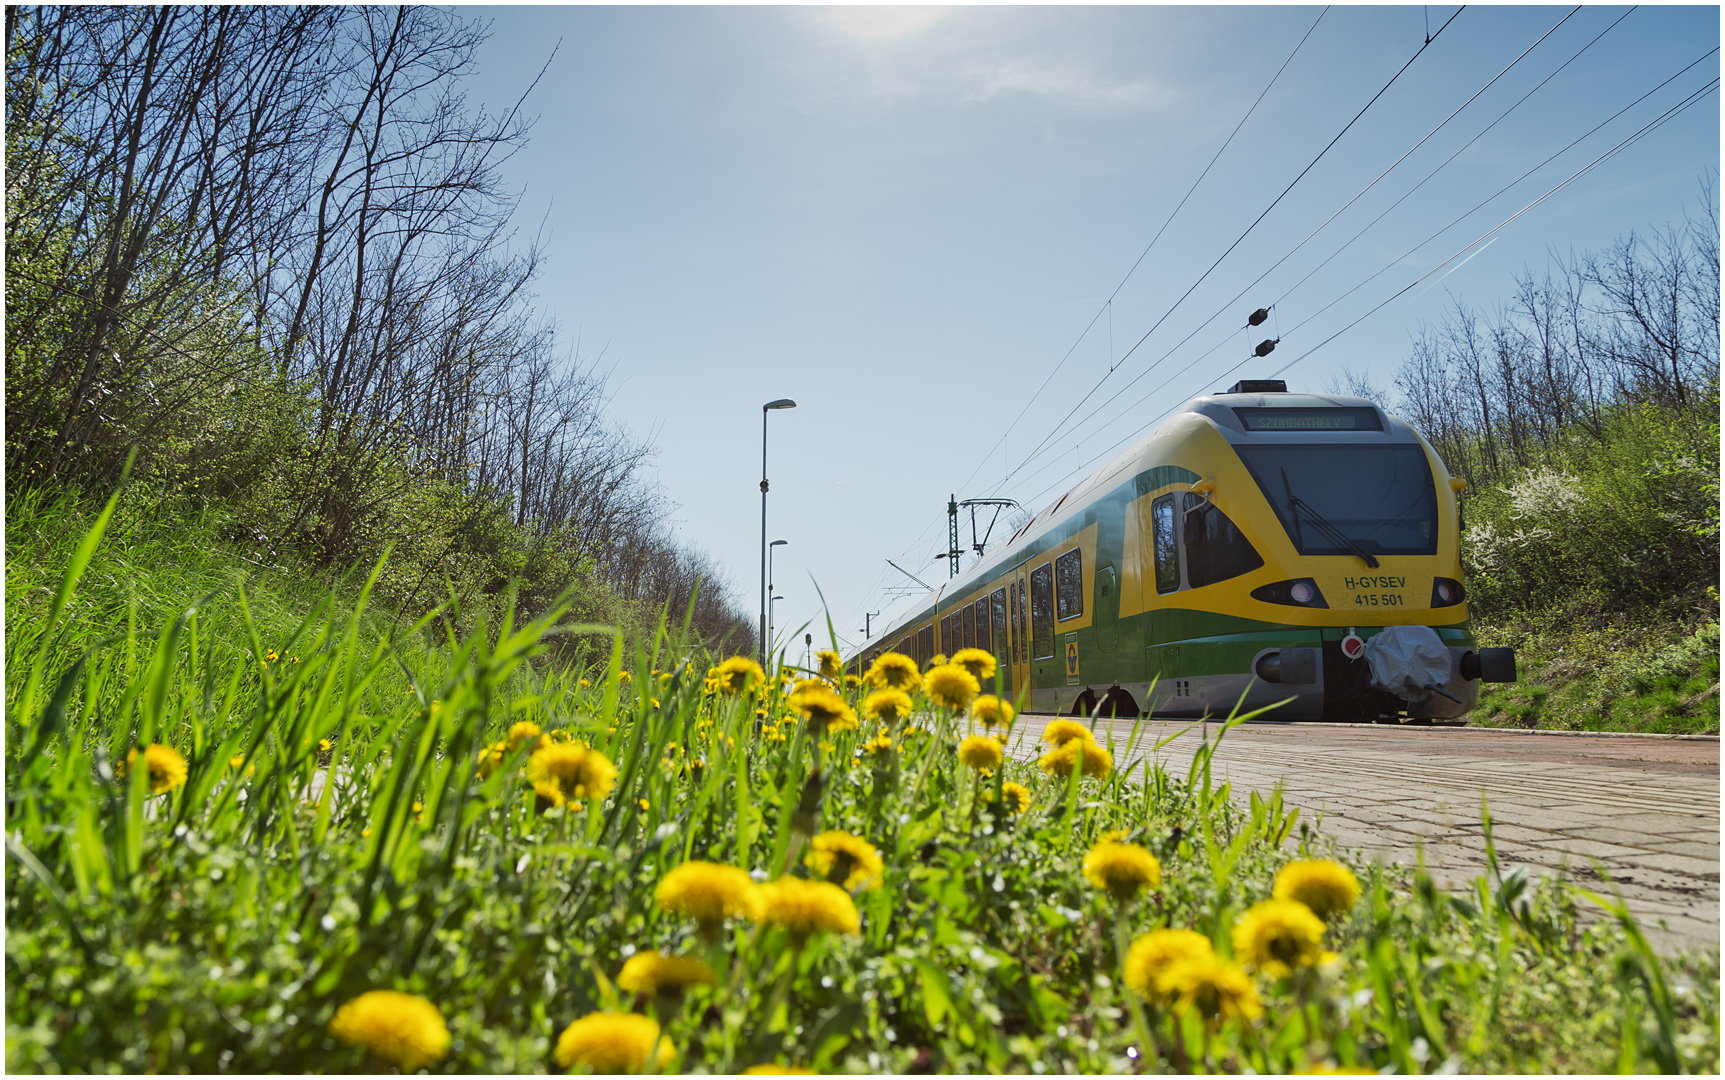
[1234,444,1438,556]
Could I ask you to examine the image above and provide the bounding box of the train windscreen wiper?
[1280,468,1380,568]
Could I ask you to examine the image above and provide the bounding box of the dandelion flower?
[227,753,246,770]
[1159,954,1262,1024]
[817,649,844,680]
[1082,840,1161,902]
[862,732,895,757]
[788,684,856,735]
[926,653,948,669]
[806,831,884,891]
[476,741,506,778]
[554,1012,673,1073]
[862,688,913,725]
[755,876,861,936]
[1232,898,1330,978]
[971,694,1015,729]
[957,734,1003,772]
[329,990,451,1070]
[1125,928,1214,1004]
[655,861,761,932]
[124,745,188,795]
[998,781,1032,815]
[507,721,543,751]
[865,652,922,693]
[1040,718,1092,747]
[924,664,980,711]
[714,656,767,696]
[526,742,617,807]
[616,951,716,994]
[951,647,997,684]
[1273,859,1361,920]
[744,1065,815,1075]
[1038,735,1112,779]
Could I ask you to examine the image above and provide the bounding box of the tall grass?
[5,495,1718,1073]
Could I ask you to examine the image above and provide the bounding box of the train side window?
[974,599,990,655]
[1055,548,1083,620]
[919,625,933,663]
[1182,492,1265,588]
[1007,579,1021,655]
[1152,495,1181,594]
[1009,581,1021,662]
[990,588,1008,662]
[1030,562,1055,659]
[962,604,976,650]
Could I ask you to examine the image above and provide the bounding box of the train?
[850,380,1516,721]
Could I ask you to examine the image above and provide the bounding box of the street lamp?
[760,398,796,664]
[771,594,784,649]
[768,539,788,656]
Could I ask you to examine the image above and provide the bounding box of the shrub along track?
[1008,718,1719,955]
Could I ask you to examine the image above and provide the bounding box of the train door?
[1008,563,1031,703]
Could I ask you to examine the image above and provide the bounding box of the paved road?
[1008,718,1719,955]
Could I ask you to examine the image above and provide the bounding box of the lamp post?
[770,594,784,650]
[767,539,787,655]
[760,398,796,664]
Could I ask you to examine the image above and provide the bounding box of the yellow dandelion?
[507,721,543,751]
[476,740,507,778]
[951,647,997,683]
[317,738,333,753]
[926,653,948,670]
[580,678,592,688]
[616,951,716,995]
[554,1012,673,1073]
[526,742,618,807]
[754,876,861,936]
[970,694,1015,729]
[1232,898,1330,979]
[862,687,914,725]
[714,656,767,695]
[1273,859,1361,921]
[806,831,884,891]
[957,734,1003,772]
[865,651,922,693]
[816,649,844,679]
[655,861,761,931]
[227,753,246,770]
[788,683,856,735]
[123,745,188,795]
[1082,840,1162,902]
[924,663,980,711]
[1040,718,1092,747]
[329,990,451,1071]
[862,732,895,756]
[744,1065,816,1075]
[1159,954,1262,1024]
[1124,928,1215,1004]
[266,649,280,663]
[1038,735,1112,779]
[998,780,1032,815]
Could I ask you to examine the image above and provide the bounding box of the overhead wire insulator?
[1248,307,1270,327]
[1254,338,1279,358]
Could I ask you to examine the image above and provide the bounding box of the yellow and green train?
[851,381,1516,721]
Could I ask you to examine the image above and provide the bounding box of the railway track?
[1006,718,1719,955]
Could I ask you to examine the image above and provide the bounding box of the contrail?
[1399,236,1499,311]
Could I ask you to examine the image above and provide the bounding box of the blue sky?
[457,5,1719,658]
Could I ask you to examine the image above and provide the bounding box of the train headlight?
[1250,578,1328,608]
[1431,577,1466,607]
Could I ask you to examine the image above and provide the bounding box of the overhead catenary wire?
[1005,67,1720,514]
[1001,6,1466,487]
[948,6,1331,505]
[985,5,1652,498]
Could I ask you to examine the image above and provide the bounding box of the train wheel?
[1095,690,1140,719]
[1070,691,1098,717]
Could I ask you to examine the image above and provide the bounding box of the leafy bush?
[5,503,1718,1073]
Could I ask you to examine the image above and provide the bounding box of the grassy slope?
[1471,616,1720,736]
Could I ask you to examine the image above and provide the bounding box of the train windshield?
[1233,444,1438,556]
